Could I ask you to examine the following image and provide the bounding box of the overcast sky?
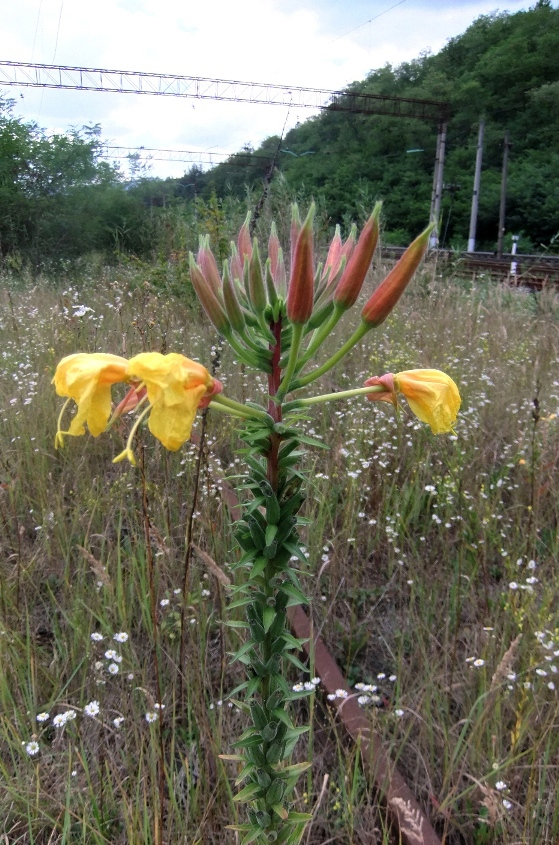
[0,0,536,177]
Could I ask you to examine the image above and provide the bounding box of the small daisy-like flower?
[525,576,538,585]
[90,632,104,642]
[502,799,512,811]
[173,588,181,595]
[377,673,386,680]
[389,675,397,682]
[104,649,120,661]
[508,582,519,590]
[25,741,40,756]
[292,682,304,692]
[394,708,405,717]
[548,681,556,691]
[154,702,165,710]
[334,689,348,699]
[160,598,170,607]
[108,663,119,675]
[303,681,316,691]
[84,700,100,717]
[536,668,548,676]
[358,695,372,706]
[473,658,485,667]
[311,677,320,686]
[495,781,507,791]
[201,589,211,598]
[36,712,50,723]
[113,716,125,728]
[65,710,77,721]
[145,711,158,723]
[53,713,68,728]
[113,632,129,643]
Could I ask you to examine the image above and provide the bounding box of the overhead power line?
[99,145,273,166]
[0,60,450,123]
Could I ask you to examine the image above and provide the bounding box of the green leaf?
[285,652,309,672]
[262,605,276,634]
[230,640,256,662]
[265,524,278,546]
[271,803,289,820]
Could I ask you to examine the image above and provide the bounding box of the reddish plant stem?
[267,318,283,490]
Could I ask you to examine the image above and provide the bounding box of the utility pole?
[429,121,447,249]
[497,131,510,259]
[467,120,485,253]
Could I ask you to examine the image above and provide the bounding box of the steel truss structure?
[0,61,450,123]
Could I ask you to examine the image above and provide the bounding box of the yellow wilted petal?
[127,352,214,451]
[394,369,461,434]
[53,353,129,437]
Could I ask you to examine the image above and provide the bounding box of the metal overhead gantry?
[0,61,450,121]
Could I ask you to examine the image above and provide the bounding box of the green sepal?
[233,782,264,803]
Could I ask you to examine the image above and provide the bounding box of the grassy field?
[0,255,558,844]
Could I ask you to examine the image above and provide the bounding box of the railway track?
[382,246,559,290]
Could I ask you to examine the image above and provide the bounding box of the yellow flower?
[394,369,461,434]
[126,352,214,451]
[53,353,129,441]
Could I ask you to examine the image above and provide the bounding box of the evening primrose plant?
[53,202,460,844]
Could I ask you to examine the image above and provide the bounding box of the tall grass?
[0,256,558,844]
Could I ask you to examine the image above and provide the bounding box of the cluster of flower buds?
[188,204,434,395]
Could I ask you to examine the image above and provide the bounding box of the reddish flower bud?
[321,225,343,283]
[196,235,222,297]
[249,238,267,314]
[333,203,381,310]
[361,222,434,326]
[290,203,302,269]
[229,243,244,284]
[237,211,252,264]
[341,223,357,263]
[189,254,230,334]
[287,204,315,324]
[268,222,280,281]
[222,262,246,333]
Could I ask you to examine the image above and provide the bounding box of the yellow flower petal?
[394,369,461,434]
[127,352,214,451]
[53,353,129,437]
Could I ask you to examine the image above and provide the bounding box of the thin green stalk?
[292,321,370,390]
[276,322,304,400]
